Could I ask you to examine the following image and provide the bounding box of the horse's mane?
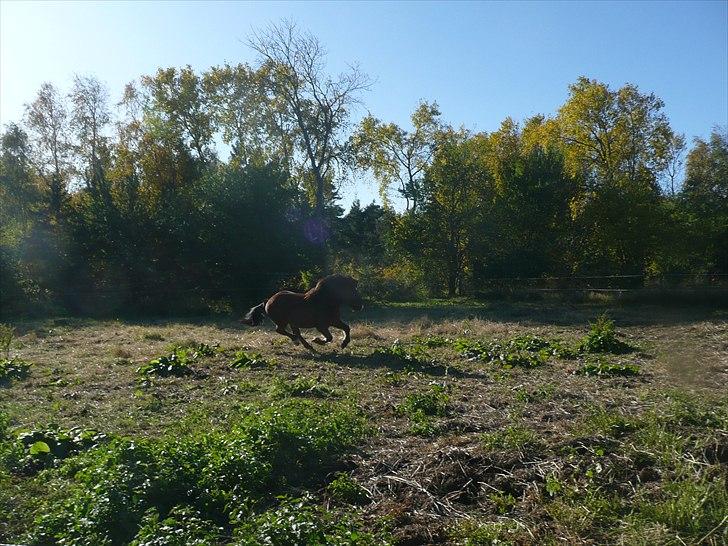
[304,274,350,301]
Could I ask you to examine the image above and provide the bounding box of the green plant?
[396,385,450,437]
[482,424,540,453]
[371,340,431,367]
[16,425,108,472]
[397,385,450,418]
[131,505,224,546]
[234,495,390,545]
[270,377,339,399]
[488,491,517,514]
[629,476,728,540]
[166,341,216,358]
[575,406,640,437]
[137,348,194,381]
[449,519,521,545]
[514,383,556,403]
[0,357,31,385]
[545,473,565,497]
[229,350,272,369]
[454,335,551,368]
[327,473,371,505]
[578,357,640,377]
[411,334,451,348]
[579,314,633,354]
[27,400,370,545]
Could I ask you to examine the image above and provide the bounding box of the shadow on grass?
[316,351,489,380]
[9,297,727,336]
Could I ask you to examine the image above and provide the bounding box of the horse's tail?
[241,301,267,326]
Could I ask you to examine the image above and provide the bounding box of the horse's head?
[317,274,364,310]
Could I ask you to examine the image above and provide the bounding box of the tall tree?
[557,77,676,274]
[24,82,71,220]
[352,101,442,211]
[681,128,728,273]
[204,63,281,167]
[249,20,370,213]
[141,66,215,163]
[395,130,487,296]
[69,75,111,193]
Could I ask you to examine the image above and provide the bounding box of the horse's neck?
[305,287,339,307]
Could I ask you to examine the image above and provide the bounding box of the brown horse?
[241,274,364,351]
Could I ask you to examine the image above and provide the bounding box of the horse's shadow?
[307,350,489,380]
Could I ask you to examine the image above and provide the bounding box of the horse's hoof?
[341,340,350,349]
[292,338,300,345]
[312,338,327,345]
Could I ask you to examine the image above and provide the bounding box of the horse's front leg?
[313,326,333,345]
[292,326,316,352]
[275,323,299,345]
[331,319,351,349]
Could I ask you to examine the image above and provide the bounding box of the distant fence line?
[475,272,728,291]
[23,273,728,297]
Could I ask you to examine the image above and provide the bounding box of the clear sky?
[1,0,727,207]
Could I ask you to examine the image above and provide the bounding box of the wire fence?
[26,273,728,297]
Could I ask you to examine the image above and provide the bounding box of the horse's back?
[265,290,314,326]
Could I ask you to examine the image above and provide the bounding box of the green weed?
[327,473,371,505]
[26,400,369,545]
[270,377,340,399]
[448,519,522,545]
[136,347,194,381]
[454,334,565,368]
[579,314,633,354]
[0,357,31,385]
[396,385,450,437]
[578,357,640,377]
[482,424,541,453]
[229,350,273,369]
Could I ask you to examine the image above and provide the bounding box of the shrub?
[579,314,633,354]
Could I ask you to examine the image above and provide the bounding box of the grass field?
[1,301,727,545]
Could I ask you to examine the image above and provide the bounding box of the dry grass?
[1,301,727,544]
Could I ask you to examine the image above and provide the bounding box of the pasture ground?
[1,300,727,545]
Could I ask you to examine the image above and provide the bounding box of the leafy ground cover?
[1,301,726,545]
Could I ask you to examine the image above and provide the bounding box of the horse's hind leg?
[275,323,300,345]
[331,319,351,349]
[313,327,333,345]
[291,326,316,352]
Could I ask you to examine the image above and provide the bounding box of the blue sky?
[2,0,726,207]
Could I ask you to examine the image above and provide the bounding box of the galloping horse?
[241,274,364,351]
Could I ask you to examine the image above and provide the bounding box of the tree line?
[1,22,726,315]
